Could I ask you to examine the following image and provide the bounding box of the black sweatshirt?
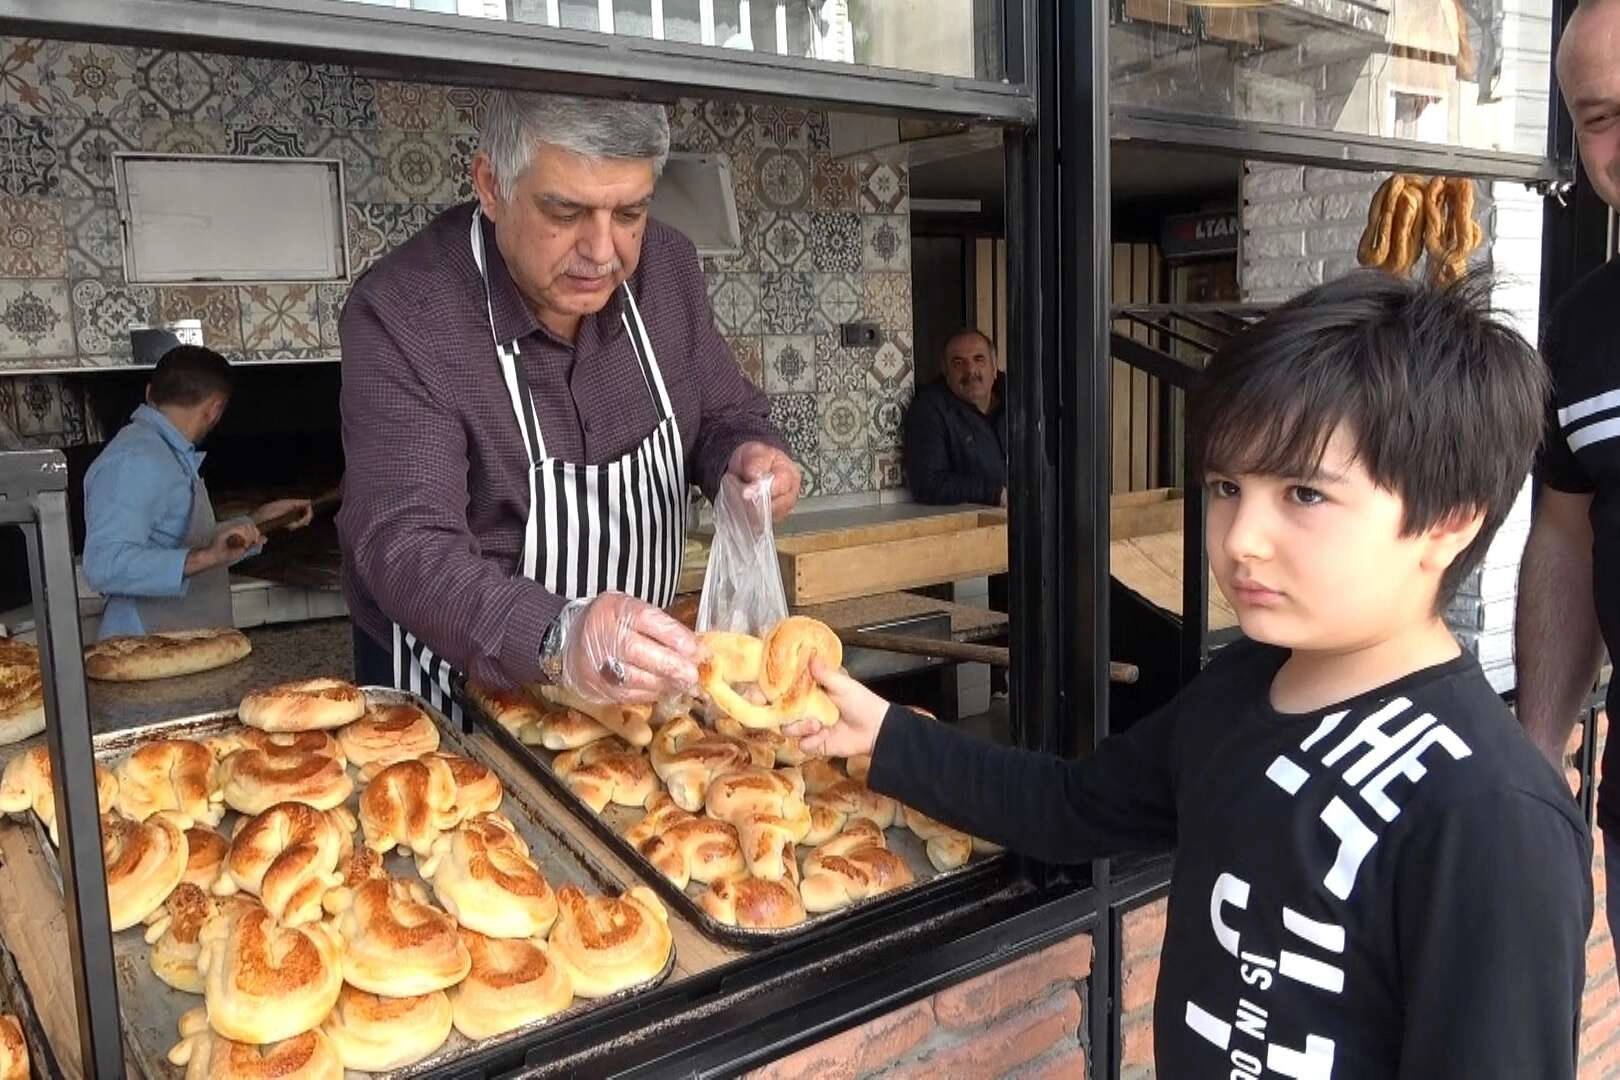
[870,640,1592,1079]
[903,377,1007,507]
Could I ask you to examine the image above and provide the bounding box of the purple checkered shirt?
[337,203,783,688]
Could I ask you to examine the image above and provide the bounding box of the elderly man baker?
[338,92,799,713]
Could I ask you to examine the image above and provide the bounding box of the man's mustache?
[562,259,623,277]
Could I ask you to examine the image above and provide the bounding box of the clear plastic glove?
[783,657,891,758]
[554,591,702,705]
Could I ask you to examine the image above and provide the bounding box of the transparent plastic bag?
[696,473,789,635]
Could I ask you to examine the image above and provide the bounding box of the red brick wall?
[1114,713,1620,1080]
[747,934,1092,1080]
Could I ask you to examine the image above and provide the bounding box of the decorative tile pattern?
[138,49,220,121]
[0,109,58,195]
[857,154,908,214]
[727,151,761,213]
[445,86,488,134]
[0,38,49,114]
[873,449,903,490]
[810,212,862,273]
[58,378,91,443]
[378,80,449,132]
[218,57,305,127]
[381,129,455,204]
[869,391,911,451]
[815,272,863,327]
[759,212,810,272]
[755,148,809,212]
[806,109,831,152]
[797,452,821,499]
[702,99,751,151]
[158,285,243,353]
[763,335,815,394]
[346,203,439,273]
[767,392,819,468]
[227,123,305,158]
[810,155,857,212]
[862,272,912,331]
[294,64,377,129]
[70,278,155,358]
[818,390,868,450]
[65,196,123,279]
[0,280,73,358]
[760,271,819,333]
[317,283,347,350]
[862,214,909,272]
[448,132,478,202]
[819,450,872,496]
[305,127,382,202]
[753,105,810,150]
[48,42,147,123]
[707,272,762,336]
[814,333,869,393]
[141,119,227,154]
[867,333,913,392]
[668,100,717,153]
[725,334,763,389]
[13,375,63,435]
[53,114,140,197]
[0,196,66,278]
[240,284,321,352]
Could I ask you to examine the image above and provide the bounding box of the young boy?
[789,272,1593,1078]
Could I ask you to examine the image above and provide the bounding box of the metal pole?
[8,461,123,1077]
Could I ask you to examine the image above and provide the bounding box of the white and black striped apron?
[391,208,687,720]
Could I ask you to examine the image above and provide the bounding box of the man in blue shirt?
[82,346,311,640]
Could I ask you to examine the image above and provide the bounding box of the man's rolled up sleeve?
[336,288,565,687]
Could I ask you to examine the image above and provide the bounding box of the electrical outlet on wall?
[840,321,883,348]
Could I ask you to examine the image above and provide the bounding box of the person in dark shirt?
[905,329,1008,508]
[790,272,1592,1078]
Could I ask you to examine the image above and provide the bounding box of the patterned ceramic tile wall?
[0,35,913,494]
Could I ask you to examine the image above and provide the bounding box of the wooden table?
[1110,531,1239,631]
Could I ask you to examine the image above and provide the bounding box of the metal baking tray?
[458,690,1005,949]
[32,687,675,1079]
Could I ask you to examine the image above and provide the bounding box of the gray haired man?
[337,92,799,713]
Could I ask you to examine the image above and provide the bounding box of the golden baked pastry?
[323,986,453,1072]
[902,804,975,871]
[547,885,672,998]
[800,822,913,913]
[800,757,845,794]
[144,885,257,994]
[535,708,614,750]
[169,1005,341,1080]
[554,739,658,814]
[450,931,573,1040]
[179,825,229,893]
[217,740,352,816]
[704,765,811,880]
[320,844,389,916]
[103,810,188,930]
[196,904,343,1043]
[84,628,251,682]
[423,751,503,821]
[359,755,459,857]
[536,683,654,747]
[215,802,353,926]
[330,877,471,996]
[845,754,871,783]
[114,738,224,828]
[336,702,440,769]
[238,677,366,733]
[711,714,805,767]
[806,779,898,832]
[0,745,118,844]
[0,639,43,746]
[698,873,807,930]
[206,728,344,766]
[0,1014,25,1080]
[464,680,547,740]
[420,813,558,939]
[697,618,841,730]
[624,793,744,889]
[650,716,755,812]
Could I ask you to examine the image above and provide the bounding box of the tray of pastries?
[462,616,1003,949]
[0,681,674,1078]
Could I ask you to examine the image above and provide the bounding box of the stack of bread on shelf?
[0,675,673,1078]
[470,614,998,933]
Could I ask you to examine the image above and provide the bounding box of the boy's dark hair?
[1188,270,1549,611]
[148,345,233,408]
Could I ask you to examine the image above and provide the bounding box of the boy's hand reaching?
[784,658,891,758]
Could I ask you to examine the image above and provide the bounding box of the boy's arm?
[866,703,1179,864]
[1394,790,1591,1080]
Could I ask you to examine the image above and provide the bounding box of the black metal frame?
[0,451,121,1079]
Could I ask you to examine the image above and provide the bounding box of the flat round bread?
[85,628,252,682]
[0,641,43,746]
